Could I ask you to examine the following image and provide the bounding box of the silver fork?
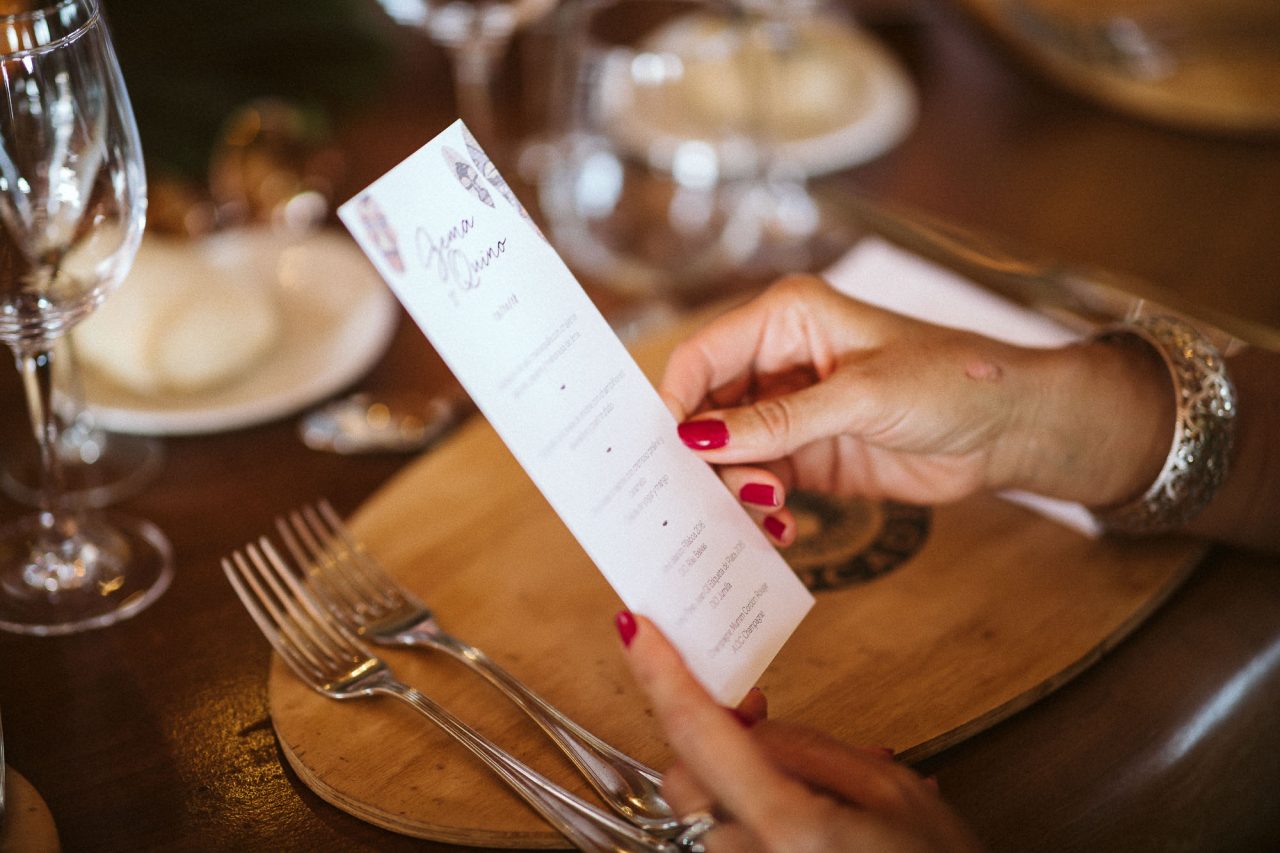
[222,537,676,852]
[275,501,678,836]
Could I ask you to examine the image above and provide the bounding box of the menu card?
[338,121,813,704]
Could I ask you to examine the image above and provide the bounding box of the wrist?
[992,336,1174,505]
[1089,317,1237,534]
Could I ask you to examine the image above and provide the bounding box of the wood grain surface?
[953,0,1280,134]
[268,316,1205,846]
[0,767,60,853]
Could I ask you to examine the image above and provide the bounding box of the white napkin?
[821,237,1102,538]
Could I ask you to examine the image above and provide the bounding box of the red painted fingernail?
[678,419,728,450]
[739,482,778,507]
[728,707,758,728]
[615,611,637,648]
[763,515,786,540]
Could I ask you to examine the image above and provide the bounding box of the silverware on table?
[299,391,474,455]
[274,500,677,836]
[824,187,1276,353]
[223,534,679,852]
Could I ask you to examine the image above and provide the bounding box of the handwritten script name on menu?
[338,121,812,704]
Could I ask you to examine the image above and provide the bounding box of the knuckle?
[664,343,688,376]
[751,397,797,450]
[761,797,845,853]
[666,338,713,385]
[766,274,827,306]
[659,702,709,752]
[658,763,695,803]
[667,336,700,367]
[864,769,916,810]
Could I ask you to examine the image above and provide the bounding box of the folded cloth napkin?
[821,236,1102,538]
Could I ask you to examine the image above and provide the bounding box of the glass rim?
[0,0,100,60]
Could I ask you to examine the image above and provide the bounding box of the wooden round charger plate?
[268,317,1204,847]
[1,766,60,853]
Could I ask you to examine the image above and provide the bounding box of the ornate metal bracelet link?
[1092,315,1237,535]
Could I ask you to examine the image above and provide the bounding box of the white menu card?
[338,121,813,704]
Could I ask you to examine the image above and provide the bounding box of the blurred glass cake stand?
[534,0,917,307]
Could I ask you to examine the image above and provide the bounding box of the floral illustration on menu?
[459,124,544,239]
[355,195,405,274]
[442,145,496,208]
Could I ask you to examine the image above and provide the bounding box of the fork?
[223,537,677,852]
[275,501,678,836]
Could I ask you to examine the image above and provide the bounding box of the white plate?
[83,230,399,436]
[607,13,918,178]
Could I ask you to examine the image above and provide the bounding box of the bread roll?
[75,233,282,395]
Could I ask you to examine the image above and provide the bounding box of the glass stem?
[15,344,74,540]
[445,37,506,160]
[59,335,99,456]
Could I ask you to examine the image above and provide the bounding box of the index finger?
[659,276,839,421]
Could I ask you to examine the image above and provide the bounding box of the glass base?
[0,512,173,636]
[1,430,164,510]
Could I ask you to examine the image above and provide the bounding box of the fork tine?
[277,511,367,625]
[240,542,344,676]
[314,500,412,607]
[287,504,394,613]
[253,537,368,668]
[223,550,327,684]
[245,541,335,662]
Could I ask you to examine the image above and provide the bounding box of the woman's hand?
[659,275,1172,541]
[617,612,984,852]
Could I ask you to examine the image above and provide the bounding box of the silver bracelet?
[1091,315,1237,535]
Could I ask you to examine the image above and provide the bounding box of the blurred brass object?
[954,0,1280,134]
[146,177,217,237]
[208,99,344,230]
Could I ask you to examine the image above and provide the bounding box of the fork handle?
[374,678,676,852]
[427,633,676,834]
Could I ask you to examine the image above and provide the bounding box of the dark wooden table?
[2,2,1279,850]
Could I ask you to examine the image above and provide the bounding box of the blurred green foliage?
[106,0,394,180]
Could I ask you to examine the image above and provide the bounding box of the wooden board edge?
[895,539,1206,763]
[273,720,571,849]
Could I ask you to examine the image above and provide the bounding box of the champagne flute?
[0,0,172,635]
